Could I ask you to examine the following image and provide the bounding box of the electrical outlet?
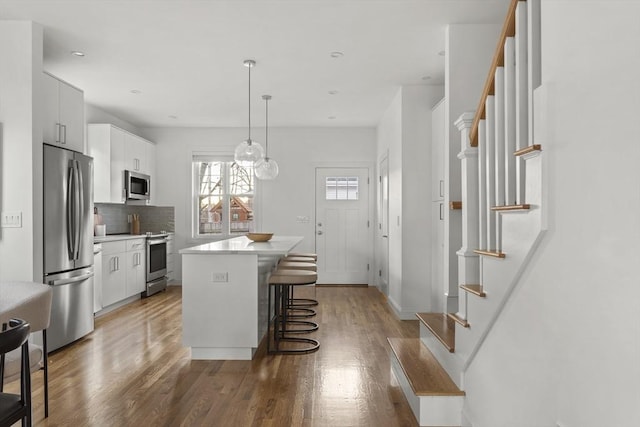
[296,215,310,223]
[211,272,228,282]
[1,211,22,228]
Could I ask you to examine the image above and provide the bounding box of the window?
[325,176,359,200]
[193,157,255,237]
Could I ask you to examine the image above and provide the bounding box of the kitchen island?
[180,235,303,360]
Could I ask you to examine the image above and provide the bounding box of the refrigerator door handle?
[74,159,84,260]
[66,163,75,260]
[48,271,94,287]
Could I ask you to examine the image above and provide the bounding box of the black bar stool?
[267,269,320,354]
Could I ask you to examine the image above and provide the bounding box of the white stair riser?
[390,354,463,427]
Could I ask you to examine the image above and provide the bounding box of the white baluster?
[504,36,517,205]
[515,1,528,204]
[485,96,496,251]
[478,120,487,250]
[494,67,505,252]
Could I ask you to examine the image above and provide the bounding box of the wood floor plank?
[5,285,420,426]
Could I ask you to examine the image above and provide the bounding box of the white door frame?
[313,162,375,285]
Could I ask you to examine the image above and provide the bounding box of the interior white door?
[315,167,370,284]
[378,156,389,296]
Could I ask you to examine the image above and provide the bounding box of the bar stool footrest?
[269,337,320,354]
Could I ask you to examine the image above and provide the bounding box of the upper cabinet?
[124,133,148,174]
[42,72,85,153]
[88,124,156,204]
[431,98,446,202]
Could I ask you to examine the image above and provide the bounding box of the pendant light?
[234,59,264,163]
[255,95,279,180]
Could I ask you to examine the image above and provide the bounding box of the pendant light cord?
[248,64,251,142]
[264,96,269,157]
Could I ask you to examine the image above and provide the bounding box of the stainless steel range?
[144,232,168,297]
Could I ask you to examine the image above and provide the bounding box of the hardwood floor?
[11,285,419,426]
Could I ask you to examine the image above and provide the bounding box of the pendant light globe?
[255,157,279,180]
[234,138,264,163]
[234,59,264,164]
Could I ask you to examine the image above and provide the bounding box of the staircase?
[388,1,544,425]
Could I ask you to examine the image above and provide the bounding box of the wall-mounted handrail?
[469,0,521,147]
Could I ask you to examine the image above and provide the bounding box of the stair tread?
[416,313,455,352]
[491,204,531,211]
[447,312,469,328]
[474,249,506,258]
[388,337,465,397]
[460,284,486,297]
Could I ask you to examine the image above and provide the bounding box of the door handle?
[317,231,323,235]
[62,124,67,144]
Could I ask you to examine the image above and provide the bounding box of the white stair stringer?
[457,146,546,371]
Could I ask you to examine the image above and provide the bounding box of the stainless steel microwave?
[125,170,150,200]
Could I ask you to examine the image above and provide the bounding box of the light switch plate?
[1,211,22,228]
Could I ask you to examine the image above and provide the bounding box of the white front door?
[315,167,370,284]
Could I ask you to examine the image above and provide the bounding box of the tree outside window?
[195,160,254,237]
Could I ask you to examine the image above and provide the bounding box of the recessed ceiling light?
[328,116,336,120]
[130,89,142,94]
[330,51,344,58]
[328,90,339,95]
[71,51,85,57]
[438,50,445,56]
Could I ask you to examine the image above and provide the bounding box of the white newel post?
[455,113,479,320]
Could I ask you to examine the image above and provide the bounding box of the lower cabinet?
[101,238,146,308]
[125,239,146,295]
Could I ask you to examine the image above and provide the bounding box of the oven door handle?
[147,239,167,246]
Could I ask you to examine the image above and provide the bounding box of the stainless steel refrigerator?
[43,144,95,352]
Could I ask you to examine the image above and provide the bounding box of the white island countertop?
[180,235,303,255]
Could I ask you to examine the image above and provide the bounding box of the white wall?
[377,90,403,308]
[376,85,443,318]
[0,21,43,282]
[463,2,640,426]
[142,126,376,282]
[401,86,444,314]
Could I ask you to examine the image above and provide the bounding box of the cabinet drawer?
[101,240,126,255]
[126,239,146,251]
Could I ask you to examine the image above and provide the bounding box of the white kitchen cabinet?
[101,241,127,307]
[42,72,84,153]
[88,124,156,204]
[88,124,126,203]
[124,133,148,173]
[431,98,446,202]
[166,233,175,282]
[125,239,146,295]
[100,238,146,308]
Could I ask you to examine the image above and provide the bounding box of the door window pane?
[326,176,359,200]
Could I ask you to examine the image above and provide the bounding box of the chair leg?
[43,329,49,418]
[22,342,32,427]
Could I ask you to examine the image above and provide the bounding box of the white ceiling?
[0,0,509,128]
